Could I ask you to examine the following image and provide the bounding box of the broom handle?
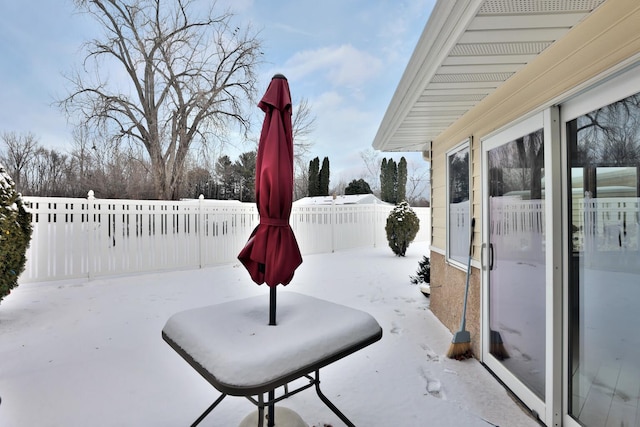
[459,217,475,332]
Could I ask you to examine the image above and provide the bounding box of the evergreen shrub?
[385,201,419,256]
[410,255,430,285]
[0,164,32,304]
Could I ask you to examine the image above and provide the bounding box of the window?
[447,142,470,265]
[566,90,640,427]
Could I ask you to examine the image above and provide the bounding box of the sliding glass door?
[565,89,640,427]
[482,113,547,419]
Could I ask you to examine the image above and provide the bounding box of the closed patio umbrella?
[238,73,303,427]
[238,73,302,326]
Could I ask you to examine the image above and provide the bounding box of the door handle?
[489,243,494,270]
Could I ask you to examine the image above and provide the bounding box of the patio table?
[162,292,383,427]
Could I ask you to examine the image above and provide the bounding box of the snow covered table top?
[162,292,382,396]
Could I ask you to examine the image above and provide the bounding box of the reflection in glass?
[568,93,640,427]
[448,147,470,264]
[488,129,546,399]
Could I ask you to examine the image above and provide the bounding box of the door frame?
[560,62,640,427]
[480,109,563,426]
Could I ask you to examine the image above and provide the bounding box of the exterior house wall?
[429,251,481,357]
[430,149,446,250]
[428,0,640,353]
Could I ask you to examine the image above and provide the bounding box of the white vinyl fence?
[489,197,545,263]
[582,197,640,252]
[21,194,430,283]
[486,196,640,265]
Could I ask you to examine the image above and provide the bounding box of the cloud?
[299,90,379,177]
[284,44,383,89]
[272,23,315,38]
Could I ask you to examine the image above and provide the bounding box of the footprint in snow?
[420,368,445,399]
[420,343,440,362]
[426,377,443,398]
[390,323,402,335]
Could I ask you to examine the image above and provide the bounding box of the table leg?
[191,393,226,427]
[268,390,275,427]
[257,394,265,427]
[314,370,356,427]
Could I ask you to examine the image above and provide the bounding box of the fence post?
[373,199,377,248]
[87,190,95,279]
[198,194,204,269]
[331,196,336,253]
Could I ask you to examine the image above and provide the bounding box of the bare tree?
[60,0,263,199]
[293,156,309,201]
[574,94,640,166]
[329,178,347,197]
[359,147,382,194]
[0,132,40,191]
[184,165,212,198]
[406,162,430,206]
[292,97,316,160]
[27,148,74,196]
[69,125,95,188]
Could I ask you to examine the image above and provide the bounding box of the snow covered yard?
[0,242,539,427]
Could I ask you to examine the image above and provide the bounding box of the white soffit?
[373,0,606,153]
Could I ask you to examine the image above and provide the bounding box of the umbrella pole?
[269,287,276,426]
[269,286,277,326]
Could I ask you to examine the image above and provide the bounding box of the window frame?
[560,62,640,427]
[446,139,472,267]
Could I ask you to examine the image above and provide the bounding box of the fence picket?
[20,195,430,283]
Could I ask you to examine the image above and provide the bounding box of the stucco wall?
[429,251,481,358]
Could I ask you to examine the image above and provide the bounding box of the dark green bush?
[1,165,32,303]
[410,255,430,284]
[385,201,419,256]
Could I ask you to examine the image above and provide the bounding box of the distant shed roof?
[293,194,389,206]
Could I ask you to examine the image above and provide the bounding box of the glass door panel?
[567,93,640,427]
[486,128,547,400]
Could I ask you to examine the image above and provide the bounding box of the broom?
[446,217,475,359]
[490,329,509,360]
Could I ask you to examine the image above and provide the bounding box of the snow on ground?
[0,242,539,427]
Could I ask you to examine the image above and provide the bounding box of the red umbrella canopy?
[238,74,302,287]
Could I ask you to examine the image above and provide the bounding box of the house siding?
[428,0,640,362]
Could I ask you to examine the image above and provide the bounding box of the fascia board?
[373,0,484,150]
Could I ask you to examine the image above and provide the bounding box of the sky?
[0,0,435,189]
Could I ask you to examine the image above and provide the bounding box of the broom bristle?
[490,342,509,360]
[446,341,471,359]
[490,330,510,360]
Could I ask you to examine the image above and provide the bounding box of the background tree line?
[0,131,259,201]
[307,156,330,197]
[380,157,407,204]
[2,0,431,206]
[1,129,431,206]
